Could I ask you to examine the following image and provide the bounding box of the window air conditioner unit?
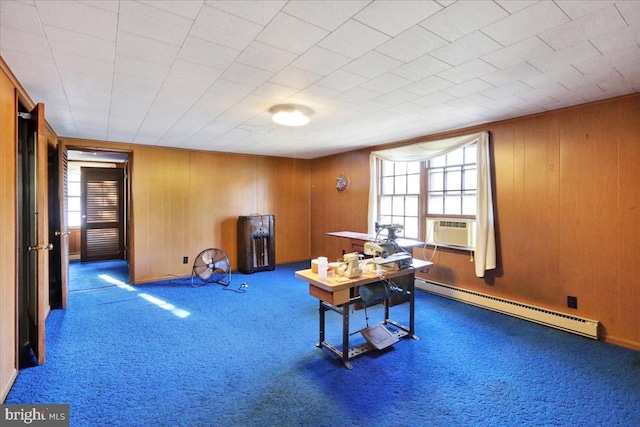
[432,219,474,247]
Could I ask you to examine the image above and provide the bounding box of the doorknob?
[28,243,54,251]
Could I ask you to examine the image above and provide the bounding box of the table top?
[327,231,425,248]
[295,258,432,293]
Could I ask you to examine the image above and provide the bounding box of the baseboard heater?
[416,279,599,339]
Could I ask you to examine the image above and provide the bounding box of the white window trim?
[368,131,495,278]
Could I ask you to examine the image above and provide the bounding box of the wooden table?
[295,258,432,369]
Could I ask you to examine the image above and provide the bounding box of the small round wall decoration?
[336,174,350,192]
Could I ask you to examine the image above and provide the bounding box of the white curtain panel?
[368,131,495,277]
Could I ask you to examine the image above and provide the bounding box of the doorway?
[49,148,132,308]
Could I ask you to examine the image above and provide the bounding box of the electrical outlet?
[567,296,578,309]
[183,256,188,264]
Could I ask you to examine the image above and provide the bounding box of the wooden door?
[49,141,69,308]
[81,167,125,262]
[18,103,49,365]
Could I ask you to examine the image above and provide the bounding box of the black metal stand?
[316,269,418,369]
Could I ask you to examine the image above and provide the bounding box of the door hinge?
[18,112,32,119]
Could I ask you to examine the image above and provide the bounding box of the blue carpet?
[69,259,130,292]
[6,261,640,426]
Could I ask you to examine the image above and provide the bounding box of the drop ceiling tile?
[446,93,492,109]
[419,0,508,42]
[290,46,351,76]
[539,5,628,51]
[316,69,368,92]
[0,1,45,36]
[116,31,180,66]
[404,75,454,96]
[590,26,640,55]
[112,72,164,99]
[177,36,240,70]
[318,19,390,59]
[139,0,204,19]
[119,1,193,46]
[482,37,553,70]
[206,0,284,26]
[360,72,412,94]
[351,100,390,113]
[341,51,403,79]
[115,54,171,81]
[269,66,323,90]
[441,78,494,98]
[282,0,369,31]
[59,68,113,93]
[0,27,52,59]
[168,59,224,85]
[207,78,255,99]
[617,1,640,25]
[335,86,381,104]
[354,0,443,37]
[252,82,299,100]
[36,0,117,40]
[43,25,115,62]
[437,59,497,84]
[53,51,113,77]
[410,91,456,108]
[522,66,585,90]
[390,54,450,82]
[374,89,419,106]
[384,101,424,115]
[220,62,274,87]
[430,31,502,66]
[191,4,263,50]
[528,41,601,73]
[481,81,532,100]
[375,25,447,62]
[554,1,614,20]
[482,1,569,46]
[236,41,298,73]
[256,12,328,55]
[296,84,341,102]
[481,62,541,86]
[573,46,640,79]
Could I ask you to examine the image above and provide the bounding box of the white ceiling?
[1,1,639,159]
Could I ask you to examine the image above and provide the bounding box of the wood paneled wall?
[310,94,640,351]
[0,61,18,401]
[61,138,311,284]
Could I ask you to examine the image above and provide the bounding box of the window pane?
[429,170,443,191]
[446,168,462,190]
[382,176,394,194]
[464,167,477,190]
[431,155,446,167]
[394,176,407,194]
[462,195,476,215]
[395,162,407,175]
[68,212,81,227]
[407,174,420,193]
[392,196,405,215]
[447,148,463,165]
[382,160,394,176]
[406,161,421,174]
[444,193,461,214]
[404,217,418,239]
[405,195,419,216]
[428,193,443,214]
[68,182,81,197]
[380,197,392,216]
[68,196,81,212]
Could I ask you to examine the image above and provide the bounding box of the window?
[67,161,117,228]
[376,144,477,241]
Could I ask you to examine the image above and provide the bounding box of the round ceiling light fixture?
[270,104,312,127]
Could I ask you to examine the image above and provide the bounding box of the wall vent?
[416,279,599,339]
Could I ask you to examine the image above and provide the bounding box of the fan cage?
[191,248,231,287]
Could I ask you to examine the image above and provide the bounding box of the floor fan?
[191,248,231,288]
